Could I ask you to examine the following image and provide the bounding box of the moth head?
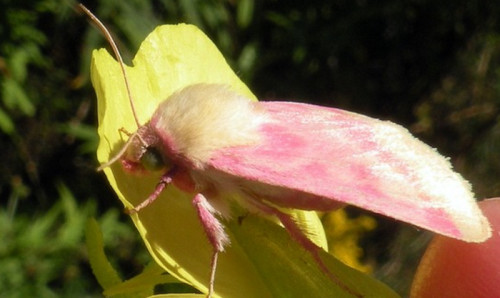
[98,124,173,173]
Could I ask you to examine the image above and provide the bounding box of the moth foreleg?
[127,169,174,214]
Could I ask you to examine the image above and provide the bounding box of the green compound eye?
[140,147,166,171]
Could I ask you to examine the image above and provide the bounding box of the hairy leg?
[192,193,230,297]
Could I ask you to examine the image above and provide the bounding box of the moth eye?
[140,147,166,171]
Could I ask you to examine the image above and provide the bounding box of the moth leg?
[118,127,133,136]
[251,201,362,297]
[127,168,175,214]
[192,193,230,297]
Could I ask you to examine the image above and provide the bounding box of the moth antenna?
[78,4,141,127]
[96,131,139,171]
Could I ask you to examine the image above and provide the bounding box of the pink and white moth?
[81,4,491,297]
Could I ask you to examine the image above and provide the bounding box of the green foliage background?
[1,0,499,296]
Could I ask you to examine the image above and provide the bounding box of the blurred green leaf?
[0,183,95,297]
[58,122,99,154]
[237,43,257,78]
[237,0,254,28]
[0,107,15,134]
[2,78,35,116]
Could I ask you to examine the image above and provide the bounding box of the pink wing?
[208,102,490,242]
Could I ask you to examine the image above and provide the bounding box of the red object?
[411,198,500,298]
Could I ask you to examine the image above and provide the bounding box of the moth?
[80,4,491,297]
